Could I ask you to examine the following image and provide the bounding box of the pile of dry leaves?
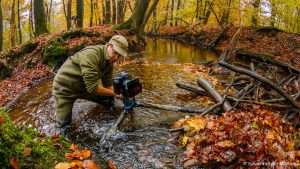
[173,108,300,168]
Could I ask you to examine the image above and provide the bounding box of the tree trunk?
[117,0,125,24]
[63,0,72,30]
[112,0,116,24]
[17,0,22,44]
[251,0,260,27]
[104,0,110,24]
[202,0,212,24]
[0,0,3,51]
[10,0,16,46]
[152,6,157,33]
[34,0,49,36]
[90,0,94,27]
[175,0,181,26]
[170,0,174,26]
[220,0,231,25]
[270,0,276,27]
[76,0,84,28]
[141,0,159,32]
[195,0,199,20]
[163,0,170,26]
[29,0,34,38]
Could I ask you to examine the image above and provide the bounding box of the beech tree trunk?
[252,0,260,27]
[112,0,116,24]
[104,0,111,24]
[76,0,84,28]
[90,0,94,26]
[117,0,125,24]
[0,0,3,51]
[34,0,49,36]
[10,0,16,46]
[17,0,22,44]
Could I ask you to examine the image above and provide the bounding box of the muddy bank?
[0,26,142,107]
[147,26,300,69]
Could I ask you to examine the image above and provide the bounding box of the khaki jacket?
[53,45,113,98]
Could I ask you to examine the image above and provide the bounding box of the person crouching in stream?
[53,35,128,133]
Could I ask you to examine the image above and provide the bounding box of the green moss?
[42,37,69,66]
[0,109,70,168]
[256,26,283,33]
[21,41,39,54]
[61,29,100,40]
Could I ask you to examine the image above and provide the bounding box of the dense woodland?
[0,0,299,50]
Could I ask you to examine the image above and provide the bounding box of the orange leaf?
[70,144,79,151]
[10,157,20,169]
[82,160,100,169]
[81,149,91,159]
[65,152,75,159]
[23,147,32,156]
[54,162,71,169]
[108,161,116,169]
[70,160,83,168]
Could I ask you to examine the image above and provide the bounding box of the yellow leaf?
[216,140,236,147]
[182,135,188,146]
[182,117,207,136]
[23,147,32,156]
[266,130,277,140]
[55,162,71,169]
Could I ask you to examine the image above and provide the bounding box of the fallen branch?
[197,78,232,111]
[201,95,227,116]
[176,82,207,96]
[218,61,300,109]
[236,49,300,74]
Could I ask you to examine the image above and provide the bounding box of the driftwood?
[236,48,300,74]
[218,61,300,109]
[209,26,228,49]
[218,27,242,62]
[197,78,232,111]
[176,82,208,96]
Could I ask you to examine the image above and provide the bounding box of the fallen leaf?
[266,130,277,140]
[0,115,5,124]
[38,133,46,137]
[216,140,236,148]
[81,149,91,159]
[70,160,83,168]
[51,132,60,142]
[10,157,20,169]
[82,160,100,169]
[70,144,79,151]
[54,162,71,169]
[108,161,116,169]
[23,147,32,156]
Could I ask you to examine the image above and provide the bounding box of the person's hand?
[115,93,123,99]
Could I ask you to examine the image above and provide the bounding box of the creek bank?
[147,26,300,69]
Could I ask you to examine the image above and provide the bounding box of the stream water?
[7,38,218,168]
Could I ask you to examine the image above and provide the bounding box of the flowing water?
[6,38,218,168]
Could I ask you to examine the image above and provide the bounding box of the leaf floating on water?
[23,147,32,156]
[82,160,100,169]
[108,161,116,169]
[54,162,71,169]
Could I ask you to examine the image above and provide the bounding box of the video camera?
[113,71,142,99]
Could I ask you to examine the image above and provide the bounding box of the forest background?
[0,0,300,51]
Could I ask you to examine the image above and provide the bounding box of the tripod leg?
[100,110,128,144]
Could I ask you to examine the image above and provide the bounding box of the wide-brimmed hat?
[108,35,128,57]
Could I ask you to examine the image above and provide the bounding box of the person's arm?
[98,85,122,99]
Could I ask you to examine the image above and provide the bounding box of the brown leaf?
[0,115,5,124]
[108,161,116,169]
[23,147,32,156]
[10,157,20,169]
[54,162,71,169]
[82,160,100,169]
[38,133,46,137]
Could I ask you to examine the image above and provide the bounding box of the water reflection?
[144,38,218,64]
